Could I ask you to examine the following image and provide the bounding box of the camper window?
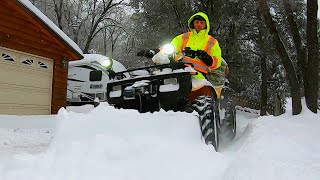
[90,70,102,81]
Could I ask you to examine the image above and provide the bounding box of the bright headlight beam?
[162,44,175,55]
[101,59,112,67]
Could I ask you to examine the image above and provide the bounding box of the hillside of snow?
[0,102,319,180]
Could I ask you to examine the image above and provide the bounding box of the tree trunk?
[169,1,186,32]
[260,51,268,116]
[258,0,302,115]
[274,94,282,116]
[53,0,64,30]
[83,37,94,54]
[282,0,307,93]
[257,7,268,116]
[83,0,124,53]
[103,28,107,55]
[305,0,319,113]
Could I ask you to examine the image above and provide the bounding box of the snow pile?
[0,115,56,129]
[0,128,53,163]
[0,101,319,179]
[69,54,127,73]
[221,108,320,180]
[0,104,227,180]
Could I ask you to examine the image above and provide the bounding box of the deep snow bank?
[221,109,320,180]
[1,104,227,180]
[1,101,319,180]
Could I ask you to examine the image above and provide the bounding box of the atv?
[106,44,236,151]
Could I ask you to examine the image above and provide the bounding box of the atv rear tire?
[219,106,236,142]
[219,88,237,142]
[193,95,219,151]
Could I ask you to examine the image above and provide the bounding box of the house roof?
[18,0,83,58]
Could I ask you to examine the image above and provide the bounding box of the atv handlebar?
[109,61,196,80]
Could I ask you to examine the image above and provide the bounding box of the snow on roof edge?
[18,0,83,57]
[69,54,127,72]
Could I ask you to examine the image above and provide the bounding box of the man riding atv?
[136,12,235,150]
[106,12,235,150]
[138,12,222,102]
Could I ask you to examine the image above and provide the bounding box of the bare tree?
[63,0,91,45]
[52,0,64,30]
[168,0,188,32]
[256,7,268,116]
[258,0,302,115]
[47,0,126,53]
[83,0,125,53]
[282,0,307,92]
[102,23,126,56]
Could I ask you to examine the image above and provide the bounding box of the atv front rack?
[107,67,192,112]
[112,63,188,79]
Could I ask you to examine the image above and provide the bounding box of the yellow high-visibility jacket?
[171,12,222,79]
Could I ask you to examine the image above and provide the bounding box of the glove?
[196,50,213,66]
[137,49,146,57]
[183,47,196,58]
[137,49,157,58]
[137,49,154,58]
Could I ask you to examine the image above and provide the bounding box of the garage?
[0,47,53,115]
[0,0,83,115]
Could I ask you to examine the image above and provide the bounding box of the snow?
[18,0,83,55]
[222,113,320,180]
[270,7,276,17]
[7,1,320,178]
[0,101,319,180]
[152,50,170,65]
[131,80,150,88]
[69,54,127,73]
[130,70,150,76]
[69,54,108,66]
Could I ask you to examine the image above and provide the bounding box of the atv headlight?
[101,58,113,69]
[162,44,175,55]
[163,78,178,85]
[160,78,179,92]
[109,85,122,98]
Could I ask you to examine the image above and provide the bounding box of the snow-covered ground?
[0,102,319,180]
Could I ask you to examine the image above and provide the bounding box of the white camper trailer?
[67,54,128,106]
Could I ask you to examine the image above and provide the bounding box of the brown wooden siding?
[1,0,83,114]
[52,55,69,114]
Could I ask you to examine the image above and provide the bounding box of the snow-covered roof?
[18,0,83,56]
[69,54,127,72]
